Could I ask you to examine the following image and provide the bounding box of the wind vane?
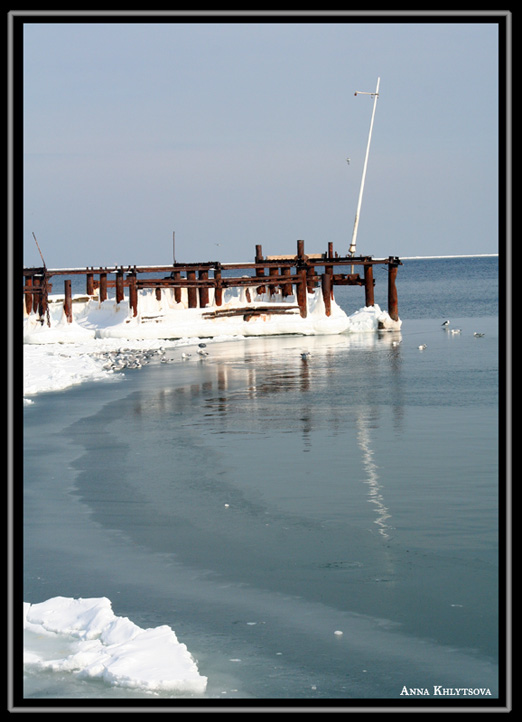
[349,77,380,256]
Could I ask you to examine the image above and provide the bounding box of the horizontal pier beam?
[23,256,400,278]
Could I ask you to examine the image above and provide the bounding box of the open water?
[20,256,504,708]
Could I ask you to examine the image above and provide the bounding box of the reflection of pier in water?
[128,332,402,545]
[129,331,404,443]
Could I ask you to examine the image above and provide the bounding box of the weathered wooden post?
[25,276,33,314]
[364,262,375,307]
[255,244,265,294]
[281,266,292,298]
[306,266,316,294]
[171,270,182,304]
[214,267,223,306]
[198,269,209,308]
[268,271,278,299]
[36,274,48,321]
[321,272,332,316]
[86,272,94,296]
[32,275,41,313]
[116,270,124,304]
[387,257,399,321]
[187,270,198,308]
[297,268,308,318]
[128,273,138,317]
[63,279,73,323]
[296,240,309,316]
[327,264,334,300]
[99,272,107,302]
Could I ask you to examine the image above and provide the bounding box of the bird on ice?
[301,351,311,360]
[197,348,209,357]
[474,332,485,337]
[441,320,450,327]
[450,328,461,335]
[418,344,427,350]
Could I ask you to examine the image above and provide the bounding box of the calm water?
[21,257,502,706]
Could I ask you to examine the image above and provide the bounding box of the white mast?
[349,77,380,256]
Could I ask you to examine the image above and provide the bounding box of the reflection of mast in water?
[356,411,392,539]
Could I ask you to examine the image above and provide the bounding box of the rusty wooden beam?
[24,277,33,314]
[388,257,400,321]
[187,270,198,308]
[198,269,210,308]
[364,264,375,306]
[321,272,332,317]
[214,267,223,306]
[296,268,308,318]
[255,244,266,294]
[86,272,94,296]
[99,272,107,302]
[128,274,138,317]
[115,271,124,304]
[63,279,73,323]
[280,266,293,297]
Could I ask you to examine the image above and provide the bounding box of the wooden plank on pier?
[202,305,300,320]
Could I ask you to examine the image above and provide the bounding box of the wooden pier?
[23,240,402,326]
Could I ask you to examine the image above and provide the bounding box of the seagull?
[197,348,209,357]
[474,332,485,337]
[450,328,461,335]
[181,352,191,359]
[418,344,427,350]
[301,351,311,360]
[441,320,450,327]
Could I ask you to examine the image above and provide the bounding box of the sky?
[17,12,505,268]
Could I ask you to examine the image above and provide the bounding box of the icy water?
[21,257,503,707]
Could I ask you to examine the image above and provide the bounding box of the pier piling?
[387,257,400,322]
[364,262,375,307]
[321,272,332,316]
[128,273,138,317]
[64,279,72,323]
[198,270,210,308]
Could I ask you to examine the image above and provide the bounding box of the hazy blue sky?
[21,14,503,268]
